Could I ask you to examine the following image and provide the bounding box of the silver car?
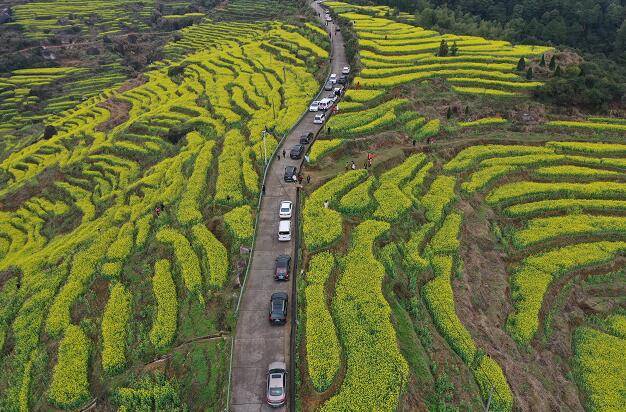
[266,361,287,407]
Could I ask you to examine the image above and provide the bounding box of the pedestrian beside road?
[351,161,356,170]
[262,184,266,195]
[412,139,416,146]
[282,149,286,158]
[306,175,311,184]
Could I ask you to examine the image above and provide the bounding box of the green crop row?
[215,130,246,204]
[461,165,518,194]
[321,220,408,411]
[305,252,341,392]
[326,99,407,137]
[426,212,462,255]
[303,170,367,251]
[504,199,626,218]
[49,325,90,409]
[421,175,457,223]
[532,165,622,179]
[546,141,626,156]
[547,120,626,132]
[444,144,553,172]
[309,139,343,164]
[343,88,385,103]
[223,205,254,246]
[150,260,178,351]
[156,227,204,303]
[458,117,507,127]
[338,176,377,215]
[573,326,626,411]
[177,137,216,225]
[101,283,132,374]
[486,181,626,207]
[507,242,626,344]
[192,224,229,288]
[511,215,626,249]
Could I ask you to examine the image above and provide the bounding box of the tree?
[526,67,533,80]
[464,105,470,116]
[516,57,526,71]
[554,65,562,76]
[549,54,556,70]
[446,106,453,119]
[539,54,546,67]
[450,41,458,56]
[437,39,449,57]
[43,125,57,140]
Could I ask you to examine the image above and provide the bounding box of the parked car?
[290,144,305,159]
[284,165,297,182]
[327,93,337,103]
[278,220,291,241]
[324,81,334,91]
[329,73,337,83]
[299,132,314,144]
[279,200,292,218]
[269,292,288,325]
[274,255,291,280]
[325,15,332,22]
[313,112,325,124]
[266,361,287,407]
[342,65,350,75]
[338,75,348,85]
[309,100,320,112]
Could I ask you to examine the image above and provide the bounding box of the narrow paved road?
[230,2,347,411]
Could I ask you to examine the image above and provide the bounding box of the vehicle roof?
[315,112,324,117]
[292,144,303,149]
[285,165,296,172]
[280,200,292,206]
[269,361,286,371]
[276,254,291,263]
[271,291,288,300]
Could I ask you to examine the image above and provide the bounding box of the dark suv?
[338,75,348,85]
[289,144,305,159]
[274,255,291,280]
[269,292,288,325]
[284,166,297,182]
[299,132,314,145]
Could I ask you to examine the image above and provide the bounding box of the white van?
[313,112,325,124]
[278,220,291,241]
[318,98,333,111]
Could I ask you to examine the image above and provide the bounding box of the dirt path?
[229,2,348,410]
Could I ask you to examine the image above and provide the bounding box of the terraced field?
[0,12,326,411]
[298,1,626,411]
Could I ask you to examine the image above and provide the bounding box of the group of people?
[346,153,375,171]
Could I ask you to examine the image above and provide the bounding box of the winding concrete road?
[229,2,347,411]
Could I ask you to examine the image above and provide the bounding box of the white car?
[266,361,287,407]
[313,112,326,124]
[318,97,333,110]
[309,101,320,112]
[325,15,332,22]
[329,73,337,83]
[279,200,293,219]
[342,66,350,75]
[327,93,337,102]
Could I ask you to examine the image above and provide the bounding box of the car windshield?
[269,387,283,396]
[272,301,282,311]
[280,207,289,212]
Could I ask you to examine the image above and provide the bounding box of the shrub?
[338,176,377,215]
[426,212,462,255]
[156,227,203,302]
[192,224,229,288]
[177,138,215,225]
[421,175,457,223]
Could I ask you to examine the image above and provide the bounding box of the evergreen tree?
[438,39,449,57]
[516,57,526,71]
[555,65,562,76]
[549,54,556,70]
[539,54,546,67]
[446,106,453,119]
[465,105,470,116]
[526,67,533,80]
[450,41,459,56]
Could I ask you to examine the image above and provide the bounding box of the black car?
[269,292,288,325]
[289,144,305,159]
[324,81,333,91]
[299,132,314,145]
[338,75,348,85]
[284,166,297,182]
[274,255,291,280]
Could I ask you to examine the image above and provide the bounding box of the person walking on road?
[282,149,286,158]
[262,184,266,195]
[351,161,356,170]
[306,175,311,184]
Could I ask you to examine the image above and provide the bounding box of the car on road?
[266,361,287,407]
[279,200,292,218]
[318,98,332,111]
[313,112,326,124]
[289,144,305,159]
[284,165,297,182]
[299,132,314,145]
[274,255,291,280]
[325,15,332,22]
[326,93,338,103]
[324,81,334,91]
[278,220,291,241]
[333,86,343,96]
[309,100,320,112]
[269,292,288,325]
[329,73,337,83]
[338,74,348,85]
[342,65,350,74]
